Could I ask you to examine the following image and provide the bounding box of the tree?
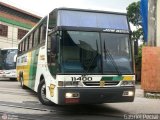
[127,1,141,26]
[126,1,143,57]
[127,1,144,81]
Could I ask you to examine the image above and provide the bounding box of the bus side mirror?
[14,54,17,62]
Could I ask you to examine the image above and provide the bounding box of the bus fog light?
[58,81,79,86]
[123,91,134,96]
[65,93,80,98]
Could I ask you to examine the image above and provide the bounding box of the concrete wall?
[148,0,157,46]
[148,0,160,46]
[157,0,160,46]
[0,21,29,48]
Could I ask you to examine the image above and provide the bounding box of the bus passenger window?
[20,43,23,52]
[21,42,24,52]
[18,44,22,54]
[29,35,33,49]
[32,33,35,47]
[40,25,46,44]
[25,38,28,51]
[23,39,26,51]
[34,29,39,46]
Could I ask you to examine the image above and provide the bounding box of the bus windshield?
[1,49,17,70]
[60,31,133,74]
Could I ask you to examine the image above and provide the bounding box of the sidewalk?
[106,84,160,114]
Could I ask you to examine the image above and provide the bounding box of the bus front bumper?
[0,74,16,78]
[58,86,135,105]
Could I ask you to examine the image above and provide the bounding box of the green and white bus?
[17,8,135,105]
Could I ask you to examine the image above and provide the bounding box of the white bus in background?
[0,48,18,80]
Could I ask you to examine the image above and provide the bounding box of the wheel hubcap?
[41,84,49,102]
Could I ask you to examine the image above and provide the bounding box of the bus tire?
[20,76,26,89]
[38,80,53,105]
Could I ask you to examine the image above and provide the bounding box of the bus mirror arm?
[14,54,17,62]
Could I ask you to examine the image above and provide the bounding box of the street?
[0,79,160,120]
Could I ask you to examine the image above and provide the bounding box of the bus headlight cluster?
[58,81,80,87]
[120,81,135,86]
[65,92,80,98]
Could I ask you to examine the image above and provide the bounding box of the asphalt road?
[0,79,160,120]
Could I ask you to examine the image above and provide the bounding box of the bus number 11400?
[71,77,92,82]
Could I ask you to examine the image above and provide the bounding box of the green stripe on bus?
[29,49,39,89]
[101,76,123,81]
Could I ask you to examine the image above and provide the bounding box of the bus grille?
[83,81,119,86]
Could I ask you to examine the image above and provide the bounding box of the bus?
[16,8,135,105]
[0,48,18,80]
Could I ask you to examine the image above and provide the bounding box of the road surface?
[0,79,160,120]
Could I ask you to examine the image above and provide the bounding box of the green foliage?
[135,45,144,71]
[127,1,141,26]
[135,45,143,64]
[131,28,143,41]
[127,1,144,72]
[127,1,143,42]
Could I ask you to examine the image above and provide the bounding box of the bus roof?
[54,7,127,15]
[18,7,129,44]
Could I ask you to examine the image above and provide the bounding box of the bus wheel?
[38,80,53,105]
[20,76,26,89]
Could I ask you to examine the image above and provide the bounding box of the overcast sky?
[1,0,139,17]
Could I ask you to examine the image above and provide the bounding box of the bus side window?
[32,32,35,47]
[18,44,22,54]
[20,42,23,53]
[21,41,24,52]
[29,35,33,49]
[47,34,58,62]
[40,25,46,44]
[33,29,39,47]
[25,38,28,51]
[40,18,47,44]
[47,34,59,76]
[23,39,26,52]
[51,36,57,54]
[27,37,30,50]
[51,35,58,62]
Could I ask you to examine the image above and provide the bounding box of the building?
[0,2,41,48]
[147,0,160,46]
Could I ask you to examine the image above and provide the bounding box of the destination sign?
[103,28,130,33]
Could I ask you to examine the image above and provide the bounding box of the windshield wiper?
[104,40,121,75]
[82,40,99,76]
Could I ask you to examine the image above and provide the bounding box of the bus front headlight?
[65,92,80,98]
[120,81,135,86]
